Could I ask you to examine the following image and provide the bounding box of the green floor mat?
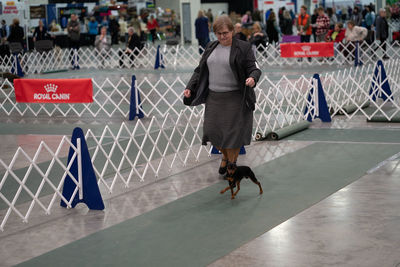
[16,142,400,267]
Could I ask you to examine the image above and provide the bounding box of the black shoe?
[218,158,228,175]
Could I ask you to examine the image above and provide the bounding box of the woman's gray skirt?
[202,90,253,148]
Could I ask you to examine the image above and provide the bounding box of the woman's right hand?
[183,89,191,98]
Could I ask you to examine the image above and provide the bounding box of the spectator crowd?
[1,2,399,63]
[194,2,400,60]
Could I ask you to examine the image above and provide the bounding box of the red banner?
[14,79,93,103]
[280,42,334,58]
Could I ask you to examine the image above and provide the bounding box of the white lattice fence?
[253,75,315,138]
[0,109,213,231]
[87,110,210,193]
[0,136,83,231]
[320,59,400,118]
[2,41,400,74]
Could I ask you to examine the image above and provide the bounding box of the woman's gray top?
[206,44,239,92]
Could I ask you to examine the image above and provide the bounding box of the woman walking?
[147,15,159,44]
[266,11,280,44]
[183,15,261,174]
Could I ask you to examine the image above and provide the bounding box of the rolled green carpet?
[267,120,311,140]
[338,101,370,115]
[42,69,69,74]
[367,110,400,122]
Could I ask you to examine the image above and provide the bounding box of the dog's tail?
[248,169,259,183]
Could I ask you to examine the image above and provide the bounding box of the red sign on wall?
[14,79,93,103]
[280,42,334,58]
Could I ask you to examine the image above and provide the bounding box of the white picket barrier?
[320,59,400,120]
[1,41,400,74]
[135,76,203,117]
[0,136,83,231]
[0,109,213,231]
[86,110,209,193]
[0,74,313,123]
[253,75,315,138]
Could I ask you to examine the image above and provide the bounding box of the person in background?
[336,6,342,22]
[351,6,363,26]
[325,22,346,42]
[375,8,389,59]
[345,20,368,42]
[195,10,210,54]
[33,20,50,43]
[49,19,61,32]
[266,11,280,44]
[311,8,318,42]
[364,6,375,30]
[0,20,10,40]
[109,15,120,45]
[242,11,253,25]
[88,17,98,46]
[391,3,400,19]
[130,14,143,41]
[119,27,141,68]
[7,18,24,47]
[249,21,267,53]
[265,8,272,22]
[119,16,127,43]
[183,15,261,175]
[95,26,111,67]
[341,6,348,22]
[327,8,338,30]
[315,7,330,42]
[0,21,9,58]
[364,5,376,44]
[67,14,81,69]
[326,22,346,57]
[280,10,293,35]
[147,15,159,44]
[348,6,353,18]
[234,23,247,41]
[252,9,262,22]
[95,26,111,51]
[296,5,312,43]
[101,16,109,30]
[278,7,285,25]
[344,20,368,61]
[206,8,214,25]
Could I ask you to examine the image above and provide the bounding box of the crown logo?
[301,46,311,51]
[44,84,58,93]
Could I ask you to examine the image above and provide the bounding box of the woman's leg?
[226,148,240,164]
[217,147,228,174]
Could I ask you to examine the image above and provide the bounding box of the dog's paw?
[220,190,225,194]
[260,190,263,194]
[231,196,235,200]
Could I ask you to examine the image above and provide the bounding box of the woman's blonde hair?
[198,10,204,18]
[253,21,262,32]
[213,15,234,33]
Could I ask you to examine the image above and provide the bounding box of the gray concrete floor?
[1,65,400,266]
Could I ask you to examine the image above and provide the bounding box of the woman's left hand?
[245,77,255,87]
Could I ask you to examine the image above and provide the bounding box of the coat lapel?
[229,38,240,84]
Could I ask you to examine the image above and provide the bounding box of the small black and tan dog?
[220,163,263,199]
